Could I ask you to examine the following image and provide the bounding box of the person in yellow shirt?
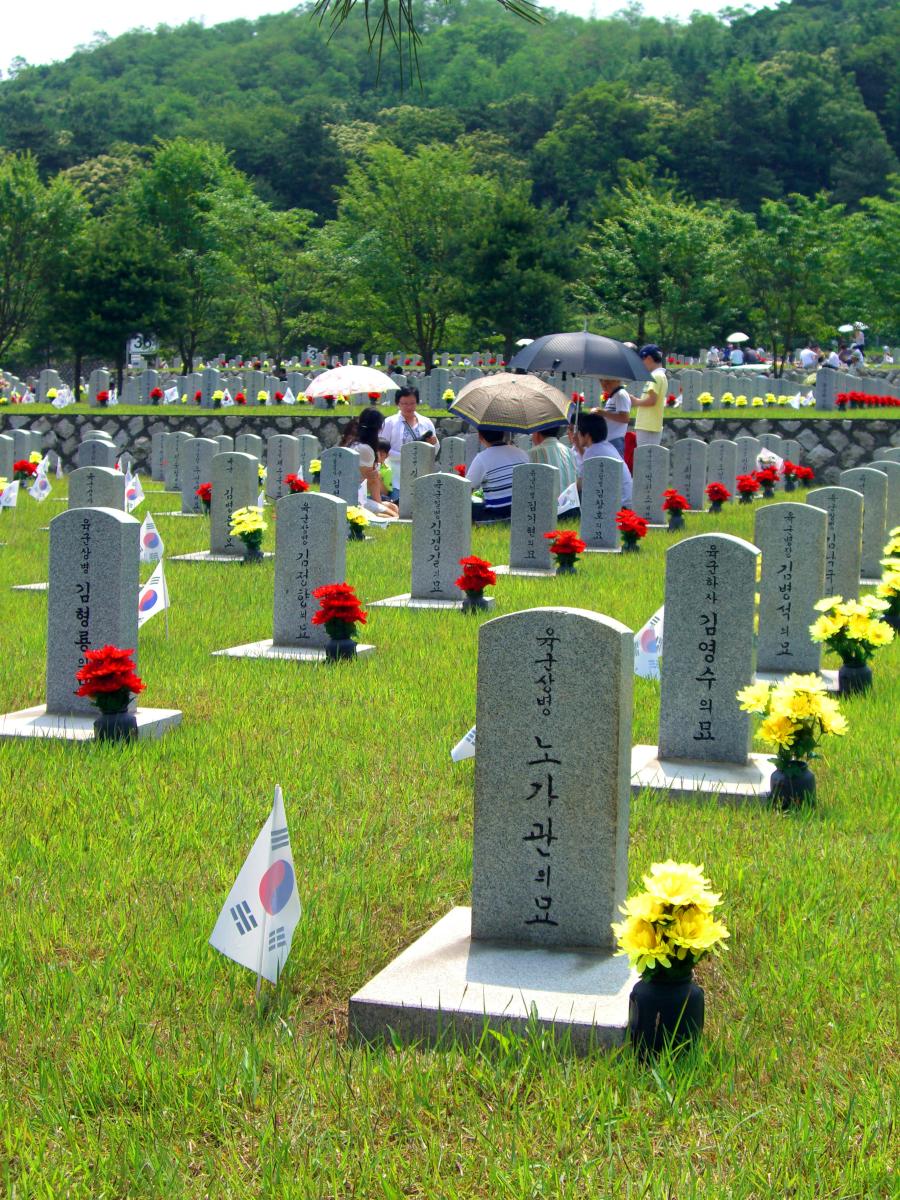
[629,344,667,447]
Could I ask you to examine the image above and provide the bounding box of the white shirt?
[580,441,633,504]
[603,387,631,426]
[467,445,529,508]
[799,348,818,369]
[381,410,437,463]
[823,352,840,368]
[729,348,744,365]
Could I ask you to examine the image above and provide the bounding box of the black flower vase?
[93,710,138,742]
[555,555,577,575]
[628,971,705,1057]
[762,485,776,499]
[768,761,816,809]
[739,494,754,505]
[348,525,365,541]
[708,500,723,514]
[462,590,490,613]
[242,540,264,564]
[622,539,640,553]
[837,660,873,695]
[325,637,357,661]
[667,512,685,532]
[784,477,796,493]
[885,610,900,633]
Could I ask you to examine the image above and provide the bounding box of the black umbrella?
[508,332,652,382]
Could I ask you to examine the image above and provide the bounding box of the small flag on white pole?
[282,387,296,406]
[634,605,664,680]
[55,456,64,479]
[557,481,579,515]
[451,724,477,761]
[0,479,20,508]
[28,468,52,502]
[139,513,164,563]
[164,386,179,404]
[138,559,170,629]
[125,471,145,513]
[221,389,235,408]
[209,785,301,989]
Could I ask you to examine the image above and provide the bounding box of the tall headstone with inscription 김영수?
[0,507,181,740]
[349,606,636,1051]
[671,438,707,511]
[507,462,558,572]
[399,441,436,519]
[580,455,623,551]
[630,444,669,523]
[805,487,864,601]
[180,438,217,514]
[68,466,126,511]
[265,435,300,502]
[631,533,774,799]
[755,502,826,677]
[319,446,361,507]
[840,467,888,581]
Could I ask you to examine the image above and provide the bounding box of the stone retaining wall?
[3,411,899,486]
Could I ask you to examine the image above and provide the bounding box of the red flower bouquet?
[75,644,144,714]
[367,391,381,401]
[149,387,163,403]
[456,555,496,611]
[616,508,648,551]
[13,459,37,482]
[196,481,212,511]
[662,488,689,531]
[706,481,731,512]
[754,466,779,496]
[194,390,203,403]
[452,464,467,477]
[311,582,368,660]
[284,473,309,493]
[545,528,587,573]
[736,473,760,503]
[235,393,247,405]
[795,465,815,485]
[96,390,110,406]
[665,393,678,407]
[275,391,284,403]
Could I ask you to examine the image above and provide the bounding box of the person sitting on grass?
[465,428,529,522]
[529,424,577,490]
[348,407,399,518]
[574,411,632,505]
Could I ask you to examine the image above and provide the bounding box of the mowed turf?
[0,479,896,1199]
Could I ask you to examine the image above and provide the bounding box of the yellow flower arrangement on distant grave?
[720,391,734,407]
[809,595,894,663]
[346,505,369,540]
[765,392,778,406]
[751,395,765,407]
[257,390,269,404]
[738,673,847,760]
[698,391,713,407]
[735,394,748,407]
[29,451,42,464]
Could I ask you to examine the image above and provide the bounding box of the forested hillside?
[0,0,897,373]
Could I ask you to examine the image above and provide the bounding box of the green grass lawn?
[0,484,897,1198]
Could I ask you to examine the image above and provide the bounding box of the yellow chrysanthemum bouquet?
[229,505,267,563]
[698,391,713,407]
[738,673,847,803]
[346,505,370,541]
[612,861,729,980]
[809,594,893,696]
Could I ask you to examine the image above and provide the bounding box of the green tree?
[836,177,900,342]
[0,152,86,361]
[310,142,493,369]
[131,138,254,371]
[464,186,573,360]
[576,184,734,349]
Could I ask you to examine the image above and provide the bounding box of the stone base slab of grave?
[493,565,557,578]
[11,582,48,591]
[211,639,375,662]
[581,547,622,555]
[0,705,182,742]
[368,594,496,611]
[157,512,202,518]
[349,907,636,1054]
[169,550,274,563]
[630,745,775,800]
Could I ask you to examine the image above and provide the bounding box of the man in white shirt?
[798,343,819,370]
[729,345,744,366]
[380,388,437,466]
[573,412,632,505]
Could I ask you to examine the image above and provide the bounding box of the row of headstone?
[0,428,43,475]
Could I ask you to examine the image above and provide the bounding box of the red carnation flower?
[452,463,467,477]
[311,582,367,640]
[75,644,144,713]
[13,459,38,480]
[544,529,586,555]
[96,390,109,405]
[275,391,284,402]
[367,391,381,400]
[456,555,496,593]
[736,473,760,495]
[149,387,163,400]
[284,473,309,493]
[662,488,689,512]
[616,508,648,548]
[236,394,247,406]
[196,482,212,507]
[754,466,779,486]
[705,482,731,503]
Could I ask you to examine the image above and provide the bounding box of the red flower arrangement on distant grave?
[662,488,689,531]
[736,473,759,503]
[706,481,731,513]
[13,459,37,482]
[453,463,467,477]
[666,393,678,407]
[456,555,496,612]
[196,481,212,511]
[284,473,309,493]
[781,460,801,491]
[754,466,779,497]
[311,582,368,661]
[149,387,163,404]
[254,360,262,369]
[193,390,202,405]
[837,390,900,410]
[235,392,247,405]
[616,508,648,551]
[75,644,144,717]
[96,390,110,406]
[404,357,412,366]
[795,465,815,485]
[275,391,284,403]
[367,391,381,401]
[545,528,586,573]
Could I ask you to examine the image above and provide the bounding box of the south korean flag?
[209,786,301,986]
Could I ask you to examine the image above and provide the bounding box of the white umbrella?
[838,323,868,333]
[303,365,399,398]
[726,332,749,343]
[515,337,534,347]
